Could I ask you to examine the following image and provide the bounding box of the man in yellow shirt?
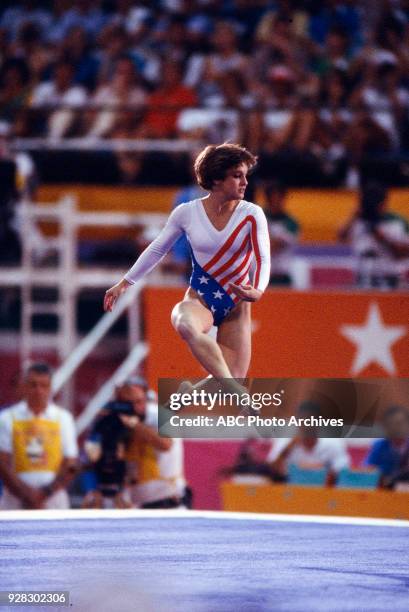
[0,363,78,509]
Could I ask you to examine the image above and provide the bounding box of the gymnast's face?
[215,163,248,201]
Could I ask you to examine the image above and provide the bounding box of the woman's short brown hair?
[194,143,257,191]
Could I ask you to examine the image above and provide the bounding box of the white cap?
[0,121,12,137]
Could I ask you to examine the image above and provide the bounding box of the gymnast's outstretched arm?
[104,205,185,311]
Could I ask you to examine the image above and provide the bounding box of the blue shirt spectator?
[365,438,407,477]
[365,405,409,486]
[309,2,362,49]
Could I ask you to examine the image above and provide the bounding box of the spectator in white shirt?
[267,402,350,485]
[31,59,87,139]
[85,56,146,138]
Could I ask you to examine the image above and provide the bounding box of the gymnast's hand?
[104,278,131,312]
[229,283,262,302]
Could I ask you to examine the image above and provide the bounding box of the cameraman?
[119,377,190,510]
[339,182,409,289]
[82,387,139,509]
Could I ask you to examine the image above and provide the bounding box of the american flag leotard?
[124,199,271,325]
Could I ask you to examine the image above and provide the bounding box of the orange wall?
[286,189,409,241]
[221,483,409,520]
[144,288,409,387]
[37,186,177,240]
[38,186,409,243]
[38,185,174,212]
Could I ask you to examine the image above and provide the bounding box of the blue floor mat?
[0,512,408,612]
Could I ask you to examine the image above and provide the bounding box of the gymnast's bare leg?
[171,288,252,401]
[216,300,251,379]
[171,289,233,379]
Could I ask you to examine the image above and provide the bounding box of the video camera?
[103,400,135,416]
[88,400,136,496]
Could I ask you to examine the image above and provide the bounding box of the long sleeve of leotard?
[251,205,271,292]
[124,205,185,284]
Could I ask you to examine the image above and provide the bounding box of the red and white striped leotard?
[124,198,270,325]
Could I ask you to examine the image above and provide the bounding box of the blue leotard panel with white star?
[124,199,270,325]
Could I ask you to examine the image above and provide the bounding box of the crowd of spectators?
[1,1,409,185]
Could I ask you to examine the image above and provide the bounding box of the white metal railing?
[0,197,168,412]
[75,341,148,434]
[290,255,409,290]
[290,256,357,290]
[14,138,199,153]
[19,196,77,369]
[52,279,145,395]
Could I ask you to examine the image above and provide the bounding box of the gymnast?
[104,143,270,385]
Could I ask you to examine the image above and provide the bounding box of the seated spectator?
[106,0,152,42]
[312,25,354,75]
[221,438,283,483]
[142,60,197,138]
[150,13,191,67]
[121,377,190,509]
[0,1,51,43]
[352,8,405,78]
[0,123,21,265]
[58,25,100,90]
[185,21,248,96]
[338,181,409,288]
[198,67,254,111]
[177,107,240,144]
[267,402,350,485]
[264,180,300,286]
[344,108,394,184]
[0,120,39,265]
[46,0,107,43]
[351,61,408,151]
[308,0,362,49]
[252,10,309,88]
[0,362,78,509]
[246,66,296,154]
[115,151,144,185]
[365,406,409,489]
[30,59,88,139]
[94,23,131,85]
[85,55,147,138]
[0,57,32,124]
[247,69,308,156]
[262,65,299,112]
[319,67,351,119]
[257,99,347,186]
[10,21,46,71]
[96,20,160,88]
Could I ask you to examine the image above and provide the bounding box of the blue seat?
[337,468,380,489]
[288,464,327,486]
